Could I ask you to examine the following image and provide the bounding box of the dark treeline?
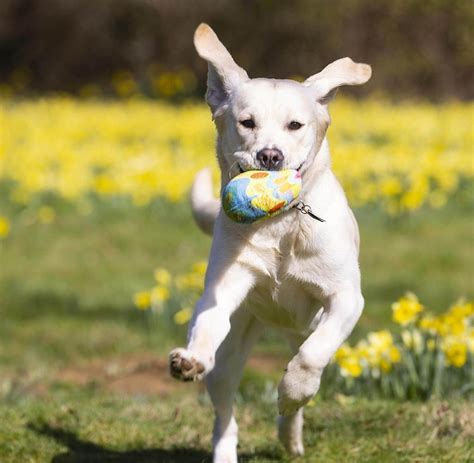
[0,0,472,100]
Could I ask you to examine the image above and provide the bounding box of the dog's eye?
[288,121,303,130]
[240,119,256,129]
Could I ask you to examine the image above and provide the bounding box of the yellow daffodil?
[339,356,363,378]
[133,291,151,310]
[174,307,193,325]
[441,337,468,368]
[392,292,424,326]
[367,330,393,352]
[151,286,170,303]
[192,261,207,276]
[389,346,401,363]
[176,273,204,291]
[154,268,172,287]
[448,300,473,319]
[0,216,10,238]
[437,314,465,337]
[418,315,441,335]
[335,344,352,361]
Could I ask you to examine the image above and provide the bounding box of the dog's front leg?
[278,288,364,415]
[169,260,254,382]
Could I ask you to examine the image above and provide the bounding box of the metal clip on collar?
[294,200,325,222]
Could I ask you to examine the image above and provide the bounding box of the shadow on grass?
[28,423,279,463]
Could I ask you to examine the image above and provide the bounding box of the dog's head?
[194,23,371,182]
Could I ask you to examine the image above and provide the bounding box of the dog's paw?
[277,356,321,416]
[169,348,207,382]
[278,413,305,457]
[213,444,238,463]
[282,438,305,457]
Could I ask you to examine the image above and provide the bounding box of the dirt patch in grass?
[36,352,287,396]
[52,353,194,396]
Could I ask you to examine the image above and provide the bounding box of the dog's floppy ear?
[194,23,249,118]
[304,57,371,105]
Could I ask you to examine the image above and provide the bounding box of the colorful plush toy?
[222,169,302,224]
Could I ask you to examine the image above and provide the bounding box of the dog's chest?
[238,217,330,333]
[245,275,322,334]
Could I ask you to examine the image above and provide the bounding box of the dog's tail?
[191,168,220,235]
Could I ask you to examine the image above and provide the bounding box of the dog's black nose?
[256,148,284,170]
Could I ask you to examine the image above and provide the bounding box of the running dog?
[170,23,371,462]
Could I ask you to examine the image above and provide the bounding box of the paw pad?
[169,350,205,382]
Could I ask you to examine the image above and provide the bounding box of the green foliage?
[0,390,472,462]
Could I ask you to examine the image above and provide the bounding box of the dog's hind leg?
[278,409,304,456]
[206,308,262,463]
[277,333,306,456]
[278,290,364,416]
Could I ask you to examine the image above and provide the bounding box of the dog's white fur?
[169,24,371,462]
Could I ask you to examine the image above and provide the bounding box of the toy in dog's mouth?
[222,169,302,224]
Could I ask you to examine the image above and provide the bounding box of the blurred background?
[0,1,473,462]
[0,0,472,99]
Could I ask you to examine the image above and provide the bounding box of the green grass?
[0,194,472,461]
[0,197,472,367]
[0,388,472,462]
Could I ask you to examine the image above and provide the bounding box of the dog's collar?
[293,200,325,222]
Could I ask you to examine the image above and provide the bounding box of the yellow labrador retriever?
[170,23,371,462]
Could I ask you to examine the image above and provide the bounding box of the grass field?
[0,192,473,462]
[2,392,473,462]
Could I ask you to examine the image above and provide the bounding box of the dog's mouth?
[238,162,304,174]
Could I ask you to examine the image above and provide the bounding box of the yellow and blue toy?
[222,169,302,224]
